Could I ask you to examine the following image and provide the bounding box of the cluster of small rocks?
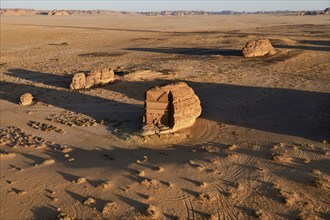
[46,111,97,127]
[0,126,48,148]
[29,121,65,133]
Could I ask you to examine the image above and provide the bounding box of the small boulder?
[70,73,86,90]
[242,39,277,58]
[19,93,33,106]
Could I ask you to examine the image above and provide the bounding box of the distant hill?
[0,8,327,16]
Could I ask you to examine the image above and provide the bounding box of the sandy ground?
[0,14,330,219]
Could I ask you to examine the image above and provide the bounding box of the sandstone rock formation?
[85,71,101,89]
[70,68,115,90]
[324,7,330,14]
[19,93,33,106]
[242,39,277,58]
[70,73,86,90]
[0,9,38,16]
[48,10,70,16]
[99,68,115,85]
[143,82,202,135]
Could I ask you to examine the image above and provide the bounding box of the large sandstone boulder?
[85,70,101,89]
[99,68,115,85]
[242,39,277,58]
[69,68,115,90]
[19,93,33,106]
[143,82,202,135]
[70,73,86,90]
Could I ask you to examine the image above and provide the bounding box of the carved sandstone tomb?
[143,82,202,135]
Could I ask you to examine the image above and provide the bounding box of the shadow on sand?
[124,47,242,56]
[2,69,330,141]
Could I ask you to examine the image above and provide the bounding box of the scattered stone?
[197,193,216,202]
[201,145,217,153]
[313,177,330,189]
[137,170,145,177]
[156,166,164,172]
[0,126,51,148]
[227,144,238,150]
[272,153,292,162]
[57,212,74,220]
[146,204,159,219]
[102,202,116,215]
[37,159,55,166]
[97,181,112,190]
[29,121,65,133]
[254,209,268,220]
[83,197,96,206]
[72,177,86,184]
[242,39,277,57]
[199,182,207,188]
[47,111,97,127]
[19,93,33,106]
[142,82,202,135]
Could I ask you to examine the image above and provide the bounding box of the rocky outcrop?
[0,9,38,16]
[143,82,202,135]
[324,7,330,14]
[85,71,101,89]
[48,10,70,16]
[242,39,277,58]
[99,68,115,85]
[19,93,33,106]
[70,68,115,90]
[298,11,318,16]
[70,73,86,90]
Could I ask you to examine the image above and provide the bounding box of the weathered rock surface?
[143,82,202,135]
[48,10,70,16]
[242,39,277,58]
[0,9,38,16]
[70,68,115,90]
[324,7,330,14]
[85,70,101,89]
[99,68,115,85]
[19,93,33,106]
[70,73,86,90]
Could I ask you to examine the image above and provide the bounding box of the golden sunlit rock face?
[242,39,277,57]
[70,68,115,90]
[143,82,202,135]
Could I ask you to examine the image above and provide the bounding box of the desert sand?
[0,13,330,219]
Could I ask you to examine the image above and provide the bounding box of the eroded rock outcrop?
[48,10,70,16]
[70,73,86,90]
[143,82,202,135]
[70,68,115,90]
[19,93,33,106]
[324,7,330,14]
[242,39,277,58]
